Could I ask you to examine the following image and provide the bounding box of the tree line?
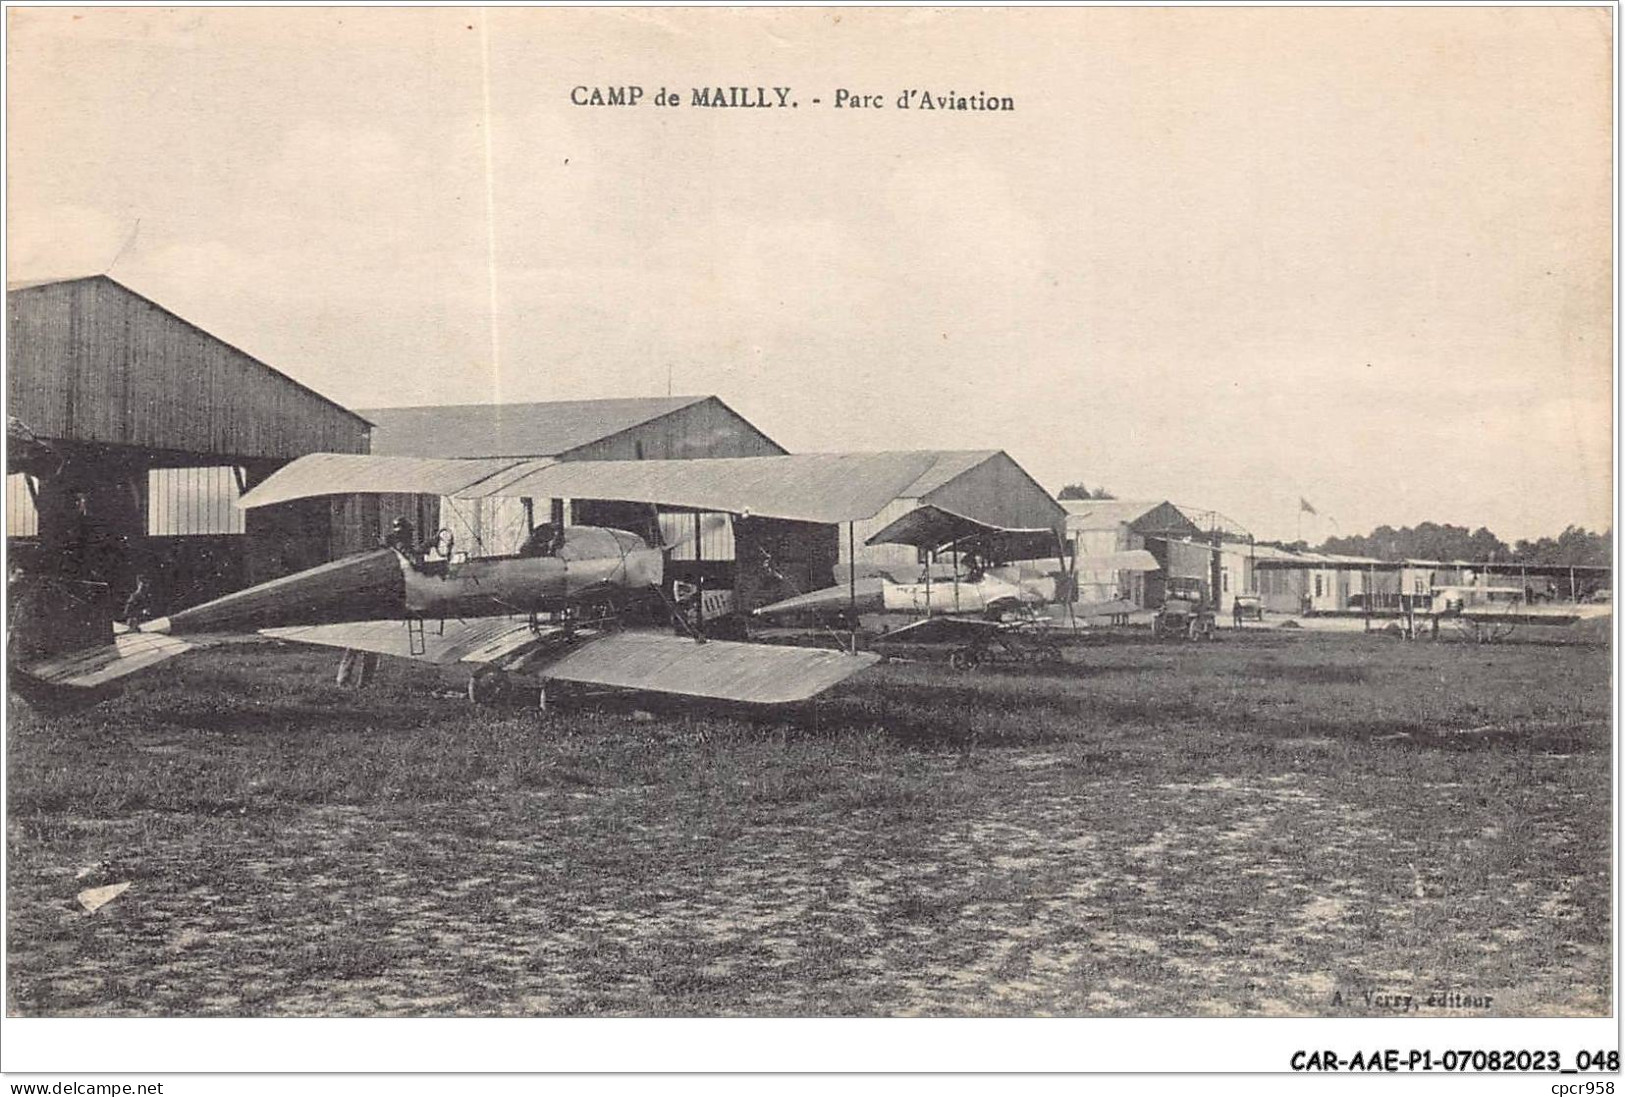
[1313,522,1611,567]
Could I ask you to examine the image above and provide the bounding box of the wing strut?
[848,522,858,654]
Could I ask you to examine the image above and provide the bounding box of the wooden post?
[848,522,858,653]
[694,511,706,639]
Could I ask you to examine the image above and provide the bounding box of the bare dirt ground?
[6,629,1610,1016]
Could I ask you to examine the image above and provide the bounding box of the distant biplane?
[752,503,1158,670]
[1427,584,1612,643]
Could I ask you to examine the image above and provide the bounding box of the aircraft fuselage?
[152,528,667,637]
[403,548,664,618]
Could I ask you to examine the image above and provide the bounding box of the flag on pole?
[1299,497,1318,516]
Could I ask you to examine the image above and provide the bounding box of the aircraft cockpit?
[519,522,566,558]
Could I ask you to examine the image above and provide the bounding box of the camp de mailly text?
[570,85,1016,111]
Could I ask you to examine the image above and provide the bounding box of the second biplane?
[752,504,1158,670]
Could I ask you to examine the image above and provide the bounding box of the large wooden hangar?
[6,275,369,621]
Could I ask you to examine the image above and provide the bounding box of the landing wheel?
[949,647,983,673]
[467,667,508,704]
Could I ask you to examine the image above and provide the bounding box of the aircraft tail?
[752,578,888,620]
[11,630,245,702]
[160,549,405,635]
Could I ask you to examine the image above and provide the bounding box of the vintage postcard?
[3,4,1615,1081]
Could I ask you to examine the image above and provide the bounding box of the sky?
[6,6,1614,543]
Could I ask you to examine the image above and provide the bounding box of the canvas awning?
[237,453,546,509]
[240,451,946,525]
[866,503,1062,562]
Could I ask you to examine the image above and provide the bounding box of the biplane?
[752,503,1158,670]
[1426,584,1612,643]
[12,518,879,711]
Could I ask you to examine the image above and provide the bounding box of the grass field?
[5,628,1612,1017]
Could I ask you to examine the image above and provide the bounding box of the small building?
[1252,546,1394,614]
[1065,499,1207,608]
[6,275,369,615]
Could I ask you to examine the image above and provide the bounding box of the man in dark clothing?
[384,517,417,556]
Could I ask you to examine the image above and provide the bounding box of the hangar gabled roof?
[1064,498,1204,538]
[8,274,370,429]
[898,450,1002,497]
[359,396,736,458]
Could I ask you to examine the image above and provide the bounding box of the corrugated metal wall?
[146,466,246,535]
[7,277,368,459]
[6,474,39,537]
[657,511,736,561]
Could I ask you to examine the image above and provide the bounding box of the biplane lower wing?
[878,615,1012,645]
[536,631,882,704]
[17,619,879,707]
[261,618,547,665]
[1071,598,1141,620]
[1448,604,1610,627]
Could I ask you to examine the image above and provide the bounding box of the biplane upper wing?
[865,503,1060,560]
[240,451,943,525]
[535,631,881,704]
[1073,549,1159,573]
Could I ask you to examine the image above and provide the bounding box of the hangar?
[340,396,824,610]
[6,275,369,623]
[349,397,1065,613]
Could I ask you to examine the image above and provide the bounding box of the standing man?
[384,516,418,558]
[1232,597,1245,630]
